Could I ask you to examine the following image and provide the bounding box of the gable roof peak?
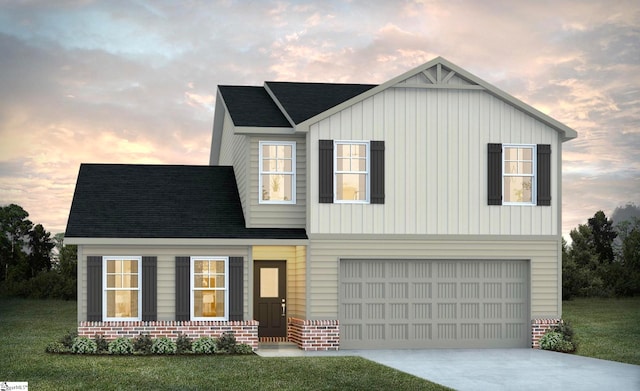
[290,56,577,141]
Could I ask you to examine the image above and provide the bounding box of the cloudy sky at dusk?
[0,0,638,240]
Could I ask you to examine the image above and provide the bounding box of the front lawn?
[563,297,640,365]
[0,298,448,390]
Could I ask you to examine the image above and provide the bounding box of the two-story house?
[65,57,577,350]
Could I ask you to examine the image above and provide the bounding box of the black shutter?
[370,141,385,204]
[537,144,551,206]
[229,257,244,321]
[142,256,157,321]
[488,143,503,205]
[175,257,190,321]
[87,256,102,321]
[319,140,334,203]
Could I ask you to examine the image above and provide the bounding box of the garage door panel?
[340,259,530,349]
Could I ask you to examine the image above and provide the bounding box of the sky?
[0,0,638,241]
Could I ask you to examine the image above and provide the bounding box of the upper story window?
[503,145,536,205]
[103,256,142,321]
[259,141,296,204]
[319,139,384,204]
[335,141,370,203]
[191,256,228,321]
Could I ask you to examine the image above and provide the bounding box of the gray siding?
[217,111,306,229]
[308,87,561,236]
[246,135,307,228]
[219,111,251,222]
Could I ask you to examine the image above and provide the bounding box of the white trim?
[502,144,537,206]
[102,256,142,321]
[190,256,229,321]
[258,141,297,204]
[334,140,370,203]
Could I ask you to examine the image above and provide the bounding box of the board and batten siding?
[77,245,249,322]
[246,136,307,229]
[306,237,560,320]
[308,86,560,236]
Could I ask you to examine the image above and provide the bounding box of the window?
[191,256,228,320]
[335,141,369,202]
[319,140,384,204]
[503,145,536,204]
[259,141,296,203]
[103,256,142,321]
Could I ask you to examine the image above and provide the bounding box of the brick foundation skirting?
[531,319,561,348]
[288,318,339,351]
[78,321,259,351]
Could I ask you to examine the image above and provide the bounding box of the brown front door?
[254,261,286,338]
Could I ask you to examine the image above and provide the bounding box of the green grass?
[563,297,640,365]
[0,298,449,390]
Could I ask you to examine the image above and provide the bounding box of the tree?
[568,224,597,269]
[588,211,617,264]
[1,205,76,299]
[611,203,640,226]
[614,217,640,295]
[54,233,77,280]
[564,209,640,298]
[27,224,55,279]
[0,204,33,282]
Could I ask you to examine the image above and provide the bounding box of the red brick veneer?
[78,321,259,351]
[288,318,339,351]
[531,319,561,348]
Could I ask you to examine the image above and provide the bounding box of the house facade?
[66,57,577,350]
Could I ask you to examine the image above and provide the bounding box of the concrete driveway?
[351,349,640,391]
[257,344,640,390]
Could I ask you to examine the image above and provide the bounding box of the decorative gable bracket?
[394,63,483,91]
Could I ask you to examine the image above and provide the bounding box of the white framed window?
[503,144,536,205]
[259,141,296,204]
[103,256,142,321]
[335,141,370,203]
[190,256,229,321]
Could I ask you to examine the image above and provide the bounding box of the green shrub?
[539,331,563,350]
[133,333,153,354]
[192,337,217,354]
[234,343,254,355]
[45,341,69,353]
[215,331,237,354]
[554,321,576,343]
[556,339,576,353]
[60,330,78,349]
[540,322,577,353]
[152,337,177,355]
[93,334,109,353]
[71,336,98,354]
[176,333,193,354]
[5,270,77,300]
[108,337,134,355]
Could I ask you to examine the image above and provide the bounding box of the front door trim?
[254,260,287,338]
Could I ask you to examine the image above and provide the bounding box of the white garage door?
[339,259,530,349]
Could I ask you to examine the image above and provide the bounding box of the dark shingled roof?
[65,164,307,240]
[218,85,291,127]
[265,82,377,124]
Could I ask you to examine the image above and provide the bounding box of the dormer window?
[259,141,296,204]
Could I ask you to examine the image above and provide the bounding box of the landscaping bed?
[0,298,447,390]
